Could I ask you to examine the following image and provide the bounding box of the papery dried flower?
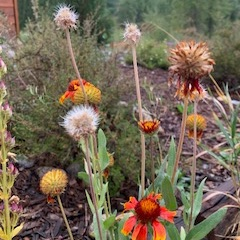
[7,162,19,176]
[0,58,7,78]
[4,131,15,150]
[169,41,214,100]
[123,23,141,44]
[54,4,78,30]
[1,102,13,120]
[61,105,99,140]
[186,114,206,140]
[40,169,68,197]
[138,119,160,135]
[9,195,22,214]
[121,193,176,240]
[59,79,101,105]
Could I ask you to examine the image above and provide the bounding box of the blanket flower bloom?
[59,79,101,105]
[138,119,160,135]
[61,105,99,140]
[186,114,206,140]
[54,4,78,30]
[121,193,176,240]
[168,41,214,100]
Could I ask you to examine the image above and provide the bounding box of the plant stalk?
[65,29,88,104]
[188,101,198,231]
[132,45,146,198]
[84,137,103,240]
[171,98,188,184]
[57,195,74,240]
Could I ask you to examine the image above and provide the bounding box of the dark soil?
[12,64,236,239]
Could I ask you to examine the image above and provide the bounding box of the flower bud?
[1,102,12,120]
[9,196,23,214]
[4,131,15,150]
[7,162,19,176]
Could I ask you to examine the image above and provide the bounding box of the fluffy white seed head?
[61,105,99,140]
[54,4,78,30]
[123,23,141,45]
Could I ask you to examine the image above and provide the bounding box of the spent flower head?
[40,169,68,197]
[123,23,141,45]
[169,41,214,100]
[121,193,176,240]
[61,105,99,140]
[54,4,78,30]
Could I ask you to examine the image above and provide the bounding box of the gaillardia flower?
[61,105,99,140]
[123,23,141,44]
[168,41,215,100]
[40,169,68,198]
[54,4,78,30]
[186,114,206,140]
[59,79,101,105]
[138,119,160,135]
[121,193,176,240]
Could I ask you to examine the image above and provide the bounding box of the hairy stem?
[171,98,188,184]
[132,45,146,198]
[65,29,88,104]
[57,195,74,240]
[188,101,198,231]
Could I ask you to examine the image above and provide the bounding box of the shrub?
[125,37,169,70]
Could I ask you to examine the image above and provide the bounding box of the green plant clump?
[125,37,169,70]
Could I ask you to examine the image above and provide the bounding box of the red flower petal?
[132,223,147,240]
[124,196,138,210]
[121,215,137,235]
[159,206,176,223]
[152,220,166,240]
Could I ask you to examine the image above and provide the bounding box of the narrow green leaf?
[98,129,107,148]
[161,176,177,210]
[85,190,94,214]
[186,208,227,240]
[99,182,108,208]
[167,137,176,177]
[98,129,109,170]
[192,178,206,221]
[180,227,186,240]
[230,106,238,139]
[93,208,107,240]
[77,172,89,184]
[166,222,181,240]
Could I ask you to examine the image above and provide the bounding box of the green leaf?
[98,129,109,170]
[77,172,89,184]
[192,178,206,222]
[99,182,108,208]
[161,176,177,210]
[166,222,181,240]
[167,137,176,178]
[93,208,107,239]
[85,190,94,214]
[180,227,186,240]
[186,208,227,240]
[230,106,239,139]
[103,212,117,230]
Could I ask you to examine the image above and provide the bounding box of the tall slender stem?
[188,101,198,231]
[1,128,11,239]
[132,45,146,198]
[171,98,189,184]
[65,29,88,104]
[57,195,74,240]
[84,137,103,240]
[150,136,155,191]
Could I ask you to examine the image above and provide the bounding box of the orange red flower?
[59,79,101,105]
[138,119,160,135]
[121,193,176,240]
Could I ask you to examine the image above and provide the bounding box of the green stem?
[171,98,189,184]
[57,195,74,240]
[150,136,155,191]
[84,137,103,240]
[132,45,146,198]
[65,29,88,104]
[1,128,11,239]
[188,101,198,231]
